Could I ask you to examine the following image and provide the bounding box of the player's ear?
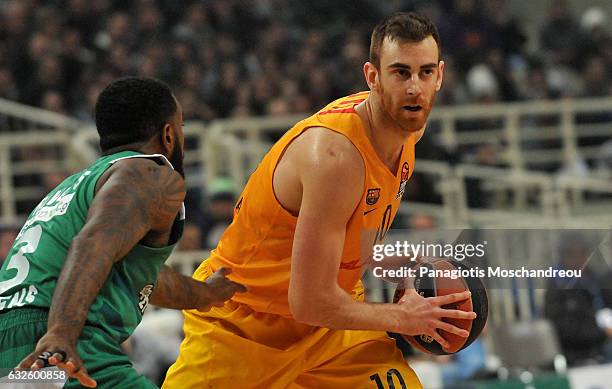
[160,122,175,155]
[364,62,379,92]
[436,60,445,91]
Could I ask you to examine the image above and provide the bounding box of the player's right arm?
[150,265,246,310]
[17,158,185,388]
[286,128,475,348]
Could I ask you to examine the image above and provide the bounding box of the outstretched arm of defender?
[17,159,185,388]
[286,129,475,348]
[150,265,246,310]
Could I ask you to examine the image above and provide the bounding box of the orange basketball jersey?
[197,92,417,317]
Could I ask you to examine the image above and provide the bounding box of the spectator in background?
[74,83,104,122]
[466,63,499,103]
[544,234,612,366]
[556,150,590,186]
[594,140,612,179]
[540,0,581,68]
[177,223,204,252]
[266,97,291,117]
[1,0,611,127]
[0,225,20,264]
[404,171,443,206]
[202,177,238,248]
[485,0,526,59]
[42,171,69,194]
[484,49,520,102]
[435,58,470,106]
[40,90,67,115]
[0,0,611,207]
[580,56,609,98]
[59,27,92,93]
[0,67,19,101]
[439,340,487,389]
[22,55,66,107]
[122,309,184,386]
[577,7,611,70]
[465,142,505,208]
[409,213,436,230]
[521,60,554,100]
[446,0,499,73]
[0,67,20,131]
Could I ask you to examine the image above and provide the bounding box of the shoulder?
[96,157,185,208]
[292,127,364,175]
[290,127,365,211]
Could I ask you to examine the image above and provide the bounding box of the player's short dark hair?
[369,12,441,69]
[95,76,177,152]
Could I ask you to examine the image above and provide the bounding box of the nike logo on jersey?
[364,208,378,216]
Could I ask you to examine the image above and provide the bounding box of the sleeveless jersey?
[196,92,417,317]
[0,151,184,342]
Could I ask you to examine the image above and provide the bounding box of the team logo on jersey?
[420,334,434,343]
[366,188,380,205]
[138,284,154,314]
[395,162,410,199]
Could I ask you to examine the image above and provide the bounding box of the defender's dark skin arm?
[18,158,185,387]
[150,265,246,310]
[47,158,185,338]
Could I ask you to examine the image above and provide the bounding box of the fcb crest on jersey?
[396,162,410,199]
[366,188,380,205]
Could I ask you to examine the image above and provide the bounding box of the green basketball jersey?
[0,151,184,342]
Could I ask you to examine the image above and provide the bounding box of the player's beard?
[169,141,185,178]
[379,84,433,133]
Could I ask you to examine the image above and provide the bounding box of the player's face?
[375,36,444,133]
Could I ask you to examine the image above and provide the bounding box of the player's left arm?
[150,265,246,310]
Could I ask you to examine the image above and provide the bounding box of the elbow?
[288,287,338,326]
[289,295,316,324]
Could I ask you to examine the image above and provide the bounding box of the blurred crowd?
[1,0,611,228]
[2,0,611,208]
[0,0,611,124]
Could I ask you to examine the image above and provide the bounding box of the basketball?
[393,258,488,355]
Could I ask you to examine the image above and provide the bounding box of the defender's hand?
[198,267,247,311]
[17,332,97,388]
[395,289,476,351]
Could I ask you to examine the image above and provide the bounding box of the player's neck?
[356,99,405,172]
[101,140,163,157]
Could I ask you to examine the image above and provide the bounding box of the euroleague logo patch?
[366,188,380,205]
[396,162,410,199]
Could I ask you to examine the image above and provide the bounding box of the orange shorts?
[163,272,421,388]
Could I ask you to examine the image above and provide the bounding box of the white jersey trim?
[109,153,174,170]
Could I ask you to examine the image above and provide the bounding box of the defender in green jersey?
[0,77,246,388]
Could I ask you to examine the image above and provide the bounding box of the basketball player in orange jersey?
[164,12,477,388]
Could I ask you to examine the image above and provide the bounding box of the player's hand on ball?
[17,332,97,388]
[395,289,477,351]
[198,267,247,311]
